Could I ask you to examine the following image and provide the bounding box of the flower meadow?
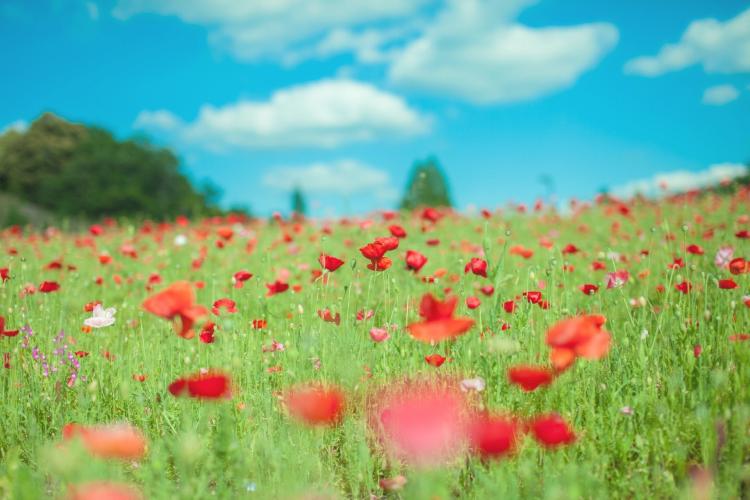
[1,191,749,499]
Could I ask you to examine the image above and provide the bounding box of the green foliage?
[400,157,453,210]
[291,187,307,216]
[0,113,221,222]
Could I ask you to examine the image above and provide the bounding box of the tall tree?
[291,187,307,217]
[400,157,453,210]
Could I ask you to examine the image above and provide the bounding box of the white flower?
[83,304,116,328]
[174,234,188,246]
[460,377,486,393]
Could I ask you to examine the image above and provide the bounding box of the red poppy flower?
[266,280,289,296]
[212,298,237,315]
[216,226,234,241]
[480,285,494,296]
[529,414,575,447]
[469,414,520,460]
[0,316,18,337]
[68,481,143,500]
[62,423,147,460]
[424,354,446,367]
[728,257,748,275]
[546,315,611,370]
[464,258,488,278]
[142,281,208,339]
[693,344,702,358]
[579,283,599,295]
[252,319,267,329]
[285,384,345,426]
[718,279,738,290]
[406,294,475,343]
[524,291,542,304]
[729,334,750,342]
[199,322,216,343]
[466,296,481,309]
[591,261,606,271]
[562,244,580,255]
[675,281,692,293]
[405,250,428,273]
[169,371,231,399]
[39,281,60,293]
[88,224,104,236]
[389,225,407,238]
[509,245,534,259]
[360,238,397,271]
[319,254,345,272]
[686,244,704,255]
[232,270,253,288]
[0,268,9,282]
[503,300,516,313]
[318,309,341,325]
[74,351,89,358]
[507,365,555,391]
[736,230,750,239]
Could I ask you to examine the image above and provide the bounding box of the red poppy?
[729,334,750,342]
[232,270,253,288]
[464,258,488,278]
[507,365,555,391]
[424,354,446,367]
[0,316,18,337]
[736,230,750,239]
[62,423,147,460]
[88,224,104,236]
[405,250,428,273]
[562,244,580,255]
[693,344,702,358]
[285,384,345,426]
[69,481,143,500]
[266,280,290,296]
[212,298,237,315]
[675,281,692,294]
[579,283,599,295]
[39,281,60,293]
[728,257,748,275]
[252,319,267,329]
[360,238,398,271]
[686,244,704,255]
[406,294,475,343]
[546,315,611,370]
[74,351,89,358]
[142,281,208,339]
[389,225,407,238]
[216,226,234,241]
[169,371,231,399]
[503,300,516,313]
[480,285,494,296]
[524,291,542,304]
[509,245,534,259]
[318,309,341,325]
[718,278,737,289]
[319,254,345,272]
[199,322,216,343]
[0,268,9,282]
[529,414,575,447]
[466,296,481,309]
[469,414,520,460]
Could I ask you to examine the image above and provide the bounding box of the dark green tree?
[400,157,453,210]
[291,187,307,217]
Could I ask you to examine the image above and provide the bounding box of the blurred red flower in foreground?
[508,365,555,391]
[168,371,231,399]
[469,414,520,460]
[212,298,237,315]
[319,254,345,272]
[529,414,576,447]
[546,314,611,372]
[62,423,147,460]
[142,281,208,339]
[285,384,345,426]
[68,481,143,500]
[39,281,61,293]
[407,294,474,343]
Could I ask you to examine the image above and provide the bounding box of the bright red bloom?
[675,281,692,293]
[405,250,428,273]
[252,319,267,329]
[389,224,407,238]
[579,283,599,295]
[736,230,750,239]
[562,244,579,255]
[503,300,516,313]
[464,258,488,278]
[199,322,216,343]
[729,258,749,275]
[62,423,147,460]
[232,270,253,288]
[0,316,19,337]
[480,285,494,296]
[686,244,704,255]
[212,298,237,315]
[507,365,555,391]
[216,226,234,241]
[169,371,231,399]
[285,384,345,426]
[529,414,576,448]
[424,354,446,367]
[547,315,611,370]
[360,238,398,271]
[0,268,9,282]
[466,296,480,309]
[142,281,208,339]
[266,280,289,296]
[39,281,60,293]
[406,294,475,343]
[718,279,738,290]
[469,414,520,460]
[319,254,345,272]
[694,344,702,358]
[524,291,542,304]
[317,309,341,325]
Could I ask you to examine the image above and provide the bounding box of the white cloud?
[388,0,619,104]
[113,0,432,63]
[135,79,430,150]
[134,109,183,131]
[0,120,28,135]
[262,160,396,199]
[612,163,748,198]
[624,7,750,76]
[86,2,99,21]
[702,84,740,105]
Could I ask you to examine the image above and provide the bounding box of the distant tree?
[400,157,453,210]
[291,187,307,217]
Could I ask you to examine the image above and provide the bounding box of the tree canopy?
[400,157,453,210]
[0,113,221,223]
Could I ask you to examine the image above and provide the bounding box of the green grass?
[1,193,749,499]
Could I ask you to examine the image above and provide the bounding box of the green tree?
[291,187,307,217]
[400,157,453,210]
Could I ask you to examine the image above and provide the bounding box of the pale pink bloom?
[715,247,733,268]
[606,270,629,289]
[83,304,116,328]
[459,377,485,393]
[370,328,390,343]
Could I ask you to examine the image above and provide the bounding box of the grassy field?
[0,191,749,499]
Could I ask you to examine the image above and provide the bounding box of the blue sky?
[1,0,748,216]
